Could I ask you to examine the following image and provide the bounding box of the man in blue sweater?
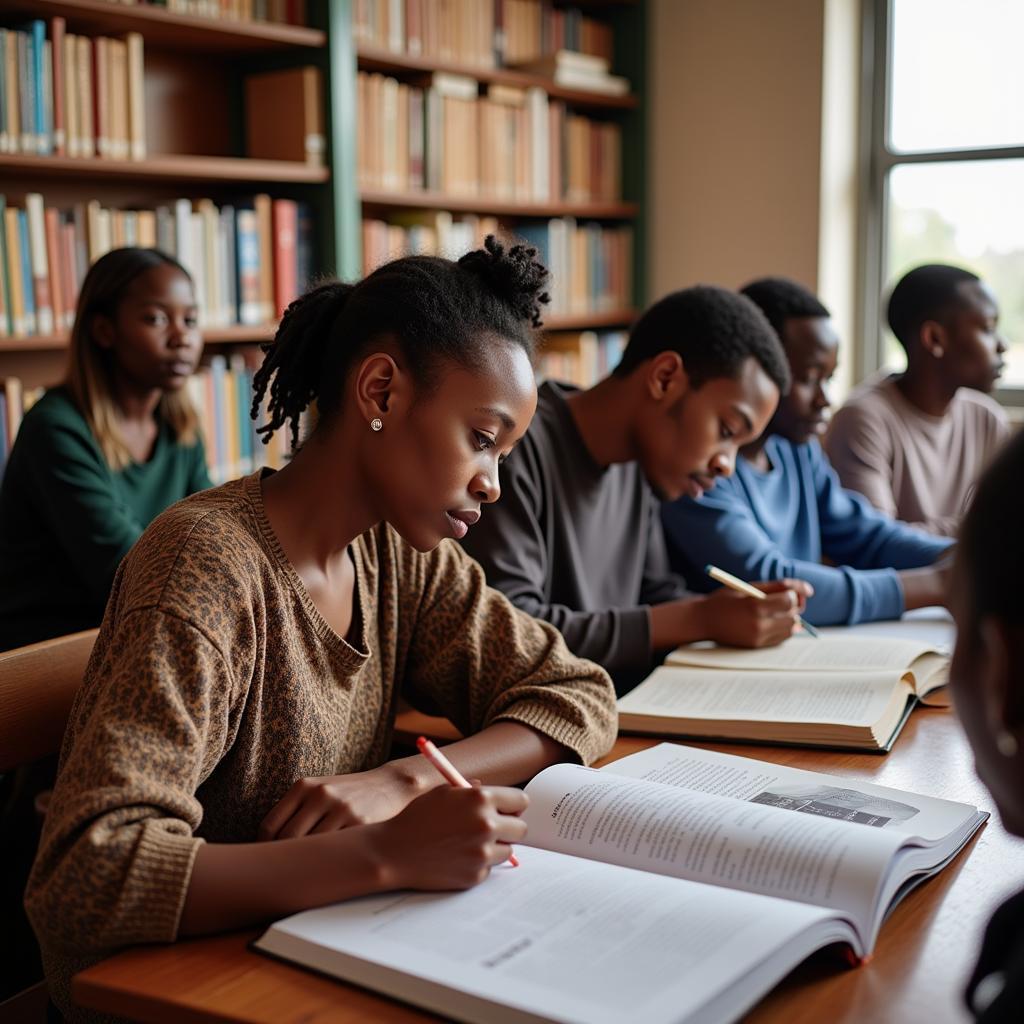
[662,278,953,626]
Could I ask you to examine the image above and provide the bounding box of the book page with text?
[257,846,850,1024]
[603,743,981,842]
[523,764,900,943]
[618,667,908,726]
[667,635,941,673]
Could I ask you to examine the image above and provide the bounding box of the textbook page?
[522,764,901,943]
[256,846,853,1024]
[604,743,981,842]
[617,667,909,726]
[667,635,941,672]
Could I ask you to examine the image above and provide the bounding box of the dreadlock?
[251,236,550,448]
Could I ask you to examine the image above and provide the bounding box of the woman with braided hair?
[25,237,617,1022]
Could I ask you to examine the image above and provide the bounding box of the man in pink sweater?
[827,264,1008,537]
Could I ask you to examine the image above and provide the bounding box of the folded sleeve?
[25,607,236,957]
[460,439,653,675]
[400,539,618,767]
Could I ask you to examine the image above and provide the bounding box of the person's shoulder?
[13,388,95,448]
[834,373,900,421]
[118,475,272,613]
[955,386,1009,427]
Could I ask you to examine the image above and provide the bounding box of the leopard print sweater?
[25,471,617,1022]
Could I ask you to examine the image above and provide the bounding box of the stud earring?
[933,347,944,358]
[997,731,1018,758]
[370,417,383,432]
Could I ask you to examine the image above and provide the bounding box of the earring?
[370,417,383,432]
[997,731,1018,758]
[933,347,944,358]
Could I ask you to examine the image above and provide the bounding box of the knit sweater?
[25,471,617,1022]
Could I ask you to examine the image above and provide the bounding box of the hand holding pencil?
[705,564,819,639]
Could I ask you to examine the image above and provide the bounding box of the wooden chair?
[0,628,98,1023]
[0,629,98,774]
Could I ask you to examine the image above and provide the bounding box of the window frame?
[860,0,1024,406]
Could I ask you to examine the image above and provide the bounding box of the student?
[461,285,811,696]
[949,428,1024,1022]
[0,247,211,1004]
[0,247,213,653]
[662,277,952,627]
[826,264,1008,536]
[24,239,618,1022]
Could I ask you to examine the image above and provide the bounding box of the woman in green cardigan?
[0,247,212,653]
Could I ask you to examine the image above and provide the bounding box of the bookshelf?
[0,0,347,393]
[0,0,647,452]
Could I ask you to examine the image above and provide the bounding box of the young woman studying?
[949,428,1024,1022]
[0,247,212,653]
[24,238,618,1022]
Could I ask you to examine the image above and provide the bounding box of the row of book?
[362,213,631,317]
[0,192,315,339]
[108,1,309,26]
[0,18,146,160]
[535,329,626,388]
[358,71,622,202]
[0,362,304,486]
[352,0,613,67]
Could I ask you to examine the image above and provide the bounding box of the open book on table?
[617,632,951,752]
[254,742,986,1024]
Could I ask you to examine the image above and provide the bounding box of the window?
[866,0,1024,394]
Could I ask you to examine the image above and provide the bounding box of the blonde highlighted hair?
[64,247,200,471]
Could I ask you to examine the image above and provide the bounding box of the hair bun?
[458,235,550,328]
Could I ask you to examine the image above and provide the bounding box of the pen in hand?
[705,564,820,639]
[416,736,520,867]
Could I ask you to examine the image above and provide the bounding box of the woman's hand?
[259,763,424,840]
[366,784,529,890]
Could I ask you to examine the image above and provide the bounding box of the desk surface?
[73,707,1024,1024]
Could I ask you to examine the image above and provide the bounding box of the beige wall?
[647,0,861,393]
[647,0,826,297]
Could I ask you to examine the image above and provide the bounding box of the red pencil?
[416,736,520,868]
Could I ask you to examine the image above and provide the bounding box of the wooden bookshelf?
[357,46,638,111]
[0,0,326,52]
[544,310,638,331]
[0,154,330,185]
[361,189,638,220]
[0,324,278,353]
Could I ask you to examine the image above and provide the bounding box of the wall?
[647,0,861,393]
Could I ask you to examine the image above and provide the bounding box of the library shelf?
[0,154,329,185]
[543,310,638,331]
[361,189,638,220]
[356,46,638,111]
[0,324,278,353]
[0,0,326,52]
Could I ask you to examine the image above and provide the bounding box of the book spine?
[76,35,93,157]
[18,31,33,153]
[44,206,63,332]
[4,207,24,335]
[126,32,146,160]
[50,17,66,155]
[5,32,19,155]
[235,207,261,325]
[24,193,53,335]
[271,198,298,319]
[0,195,9,337]
[93,36,108,158]
[254,193,274,324]
[17,209,36,334]
[30,21,47,154]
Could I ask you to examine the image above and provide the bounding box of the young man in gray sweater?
[462,285,813,694]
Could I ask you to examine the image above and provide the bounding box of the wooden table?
[72,706,1024,1024]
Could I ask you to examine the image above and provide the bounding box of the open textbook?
[254,743,986,1024]
[617,632,951,751]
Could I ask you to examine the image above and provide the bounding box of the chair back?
[0,629,98,773]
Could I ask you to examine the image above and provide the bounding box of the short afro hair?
[614,285,791,394]
[886,264,980,351]
[739,277,830,342]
